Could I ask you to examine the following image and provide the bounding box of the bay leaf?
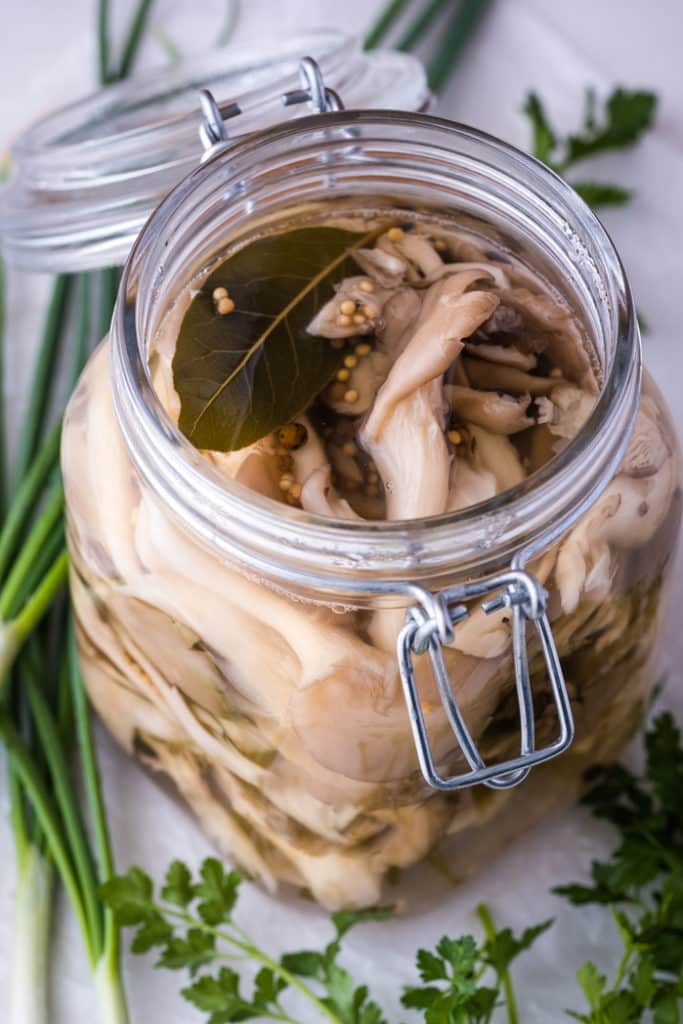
[172,226,378,452]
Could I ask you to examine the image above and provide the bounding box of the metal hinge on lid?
[199,56,343,161]
[397,569,574,791]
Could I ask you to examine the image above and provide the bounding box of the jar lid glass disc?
[0,31,428,273]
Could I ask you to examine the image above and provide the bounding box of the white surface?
[1,2,683,1021]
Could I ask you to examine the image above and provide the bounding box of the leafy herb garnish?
[557,712,683,1021]
[104,712,683,1023]
[402,911,552,1024]
[101,857,392,1023]
[523,87,658,208]
[173,226,379,452]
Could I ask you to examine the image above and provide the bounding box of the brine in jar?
[62,204,681,909]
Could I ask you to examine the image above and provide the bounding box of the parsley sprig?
[402,910,552,1023]
[100,858,392,1024]
[103,712,683,1023]
[556,712,683,1022]
[523,87,658,208]
[100,857,549,1024]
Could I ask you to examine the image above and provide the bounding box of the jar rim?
[110,108,641,596]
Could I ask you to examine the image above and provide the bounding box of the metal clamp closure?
[199,56,343,161]
[397,569,574,792]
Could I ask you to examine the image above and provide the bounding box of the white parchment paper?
[1,1,682,1020]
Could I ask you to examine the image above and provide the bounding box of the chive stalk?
[426,0,493,93]
[2,5,156,1022]
[10,276,72,494]
[117,0,155,80]
[364,0,412,49]
[397,0,451,52]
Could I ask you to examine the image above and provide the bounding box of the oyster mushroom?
[422,261,509,290]
[300,466,362,520]
[465,342,537,371]
[555,403,677,614]
[499,286,593,383]
[446,457,498,511]
[306,276,396,340]
[377,230,445,280]
[320,289,422,417]
[352,246,407,288]
[448,385,534,435]
[203,444,282,501]
[364,274,500,442]
[360,276,498,520]
[462,356,556,396]
[536,383,597,452]
[468,425,526,492]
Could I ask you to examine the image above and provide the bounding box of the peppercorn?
[276,422,308,450]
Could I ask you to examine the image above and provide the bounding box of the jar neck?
[110,111,641,601]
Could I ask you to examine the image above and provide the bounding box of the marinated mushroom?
[61,209,680,911]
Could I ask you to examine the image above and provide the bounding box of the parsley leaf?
[559,712,683,1022]
[523,86,657,209]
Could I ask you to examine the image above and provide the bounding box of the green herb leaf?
[99,866,153,924]
[523,85,657,219]
[576,961,607,1010]
[484,919,553,973]
[181,967,245,1013]
[332,907,394,940]
[280,950,325,978]
[194,858,241,925]
[416,948,449,982]
[573,182,632,208]
[130,911,173,953]
[565,88,657,164]
[161,859,194,907]
[524,93,557,165]
[253,966,287,1005]
[173,226,378,452]
[157,928,216,974]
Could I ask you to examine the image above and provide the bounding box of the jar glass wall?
[62,113,681,909]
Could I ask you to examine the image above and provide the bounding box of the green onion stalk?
[2,4,158,1022]
[364,0,494,92]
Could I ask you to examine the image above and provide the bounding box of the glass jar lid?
[0,31,428,273]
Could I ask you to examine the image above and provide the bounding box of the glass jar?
[57,101,681,910]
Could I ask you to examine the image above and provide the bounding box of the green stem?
[364,0,411,49]
[158,905,344,1024]
[0,550,69,685]
[0,715,91,948]
[608,907,635,993]
[94,954,131,1024]
[10,844,53,1024]
[68,620,115,876]
[98,268,119,340]
[69,274,92,390]
[0,235,7,517]
[98,0,111,84]
[11,522,65,618]
[117,0,155,80]
[477,904,518,1024]
[11,275,71,494]
[68,621,122,971]
[0,483,64,619]
[24,666,102,963]
[398,0,450,52]
[0,421,61,582]
[426,0,493,94]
